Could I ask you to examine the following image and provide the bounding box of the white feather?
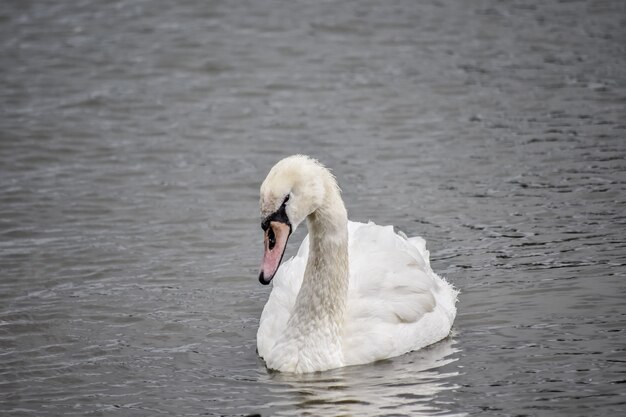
[256,156,458,373]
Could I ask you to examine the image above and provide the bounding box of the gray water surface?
[1,1,625,416]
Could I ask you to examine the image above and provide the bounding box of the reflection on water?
[265,338,461,417]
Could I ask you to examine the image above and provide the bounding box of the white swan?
[257,155,458,373]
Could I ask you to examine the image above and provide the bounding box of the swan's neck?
[287,188,349,361]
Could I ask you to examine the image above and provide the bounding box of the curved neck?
[288,186,349,348]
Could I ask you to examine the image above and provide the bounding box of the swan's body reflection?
[261,336,464,417]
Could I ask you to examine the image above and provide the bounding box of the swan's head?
[258,155,335,285]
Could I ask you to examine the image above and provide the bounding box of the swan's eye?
[268,228,276,250]
[283,194,290,205]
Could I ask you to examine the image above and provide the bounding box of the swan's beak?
[259,220,291,285]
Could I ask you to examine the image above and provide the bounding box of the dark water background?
[1,0,625,416]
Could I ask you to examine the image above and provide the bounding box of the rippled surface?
[1,0,625,415]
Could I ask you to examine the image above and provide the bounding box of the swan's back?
[257,221,458,367]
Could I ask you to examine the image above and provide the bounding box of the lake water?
[1,0,625,416]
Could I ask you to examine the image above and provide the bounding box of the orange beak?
[259,220,291,285]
